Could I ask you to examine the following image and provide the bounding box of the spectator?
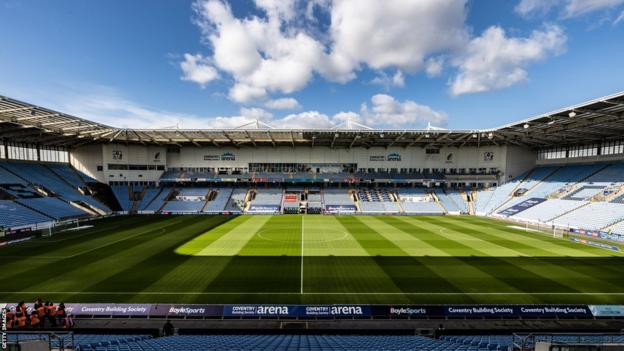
[46,302,57,327]
[4,307,14,330]
[36,301,46,328]
[57,303,67,327]
[16,312,27,329]
[16,301,27,316]
[30,311,41,328]
[163,320,174,336]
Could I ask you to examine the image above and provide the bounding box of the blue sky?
[1,0,623,130]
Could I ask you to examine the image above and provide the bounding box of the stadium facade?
[1,92,624,226]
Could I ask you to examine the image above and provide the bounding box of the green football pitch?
[1,214,624,304]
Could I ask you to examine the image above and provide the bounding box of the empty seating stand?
[75,334,485,351]
[0,200,52,229]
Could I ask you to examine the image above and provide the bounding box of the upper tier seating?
[46,163,87,188]
[553,202,624,230]
[514,166,559,192]
[528,164,604,198]
[0,164,27,184]
[0,162,108,213]
[0,200,52,228]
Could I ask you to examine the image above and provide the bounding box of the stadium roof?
[1,92,624,149]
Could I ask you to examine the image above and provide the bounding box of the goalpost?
[552,226,566,239]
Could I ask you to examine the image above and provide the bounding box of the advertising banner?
[65,303,152,316]
[497,198,546,217]
[149,304,223,317]
[0,303,605,319]
[301,305,371,317]
[588,305,624,317]
[223,305,298,317]
[569,237,620,252]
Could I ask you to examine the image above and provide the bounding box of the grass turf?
[1,214,623,304]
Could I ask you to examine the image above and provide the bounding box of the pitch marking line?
[0,227,168,260]
[3,291,624,296]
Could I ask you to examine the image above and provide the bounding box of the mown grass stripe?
[22,216,201,300]
[378,216,527,295]
[356,216,449,256]
[405,216,527,257]
[196,215,272,256]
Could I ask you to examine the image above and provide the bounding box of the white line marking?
[2,291,624,296]
[300,215,304,294]
[64,227,167,259]
[0,226,170,261]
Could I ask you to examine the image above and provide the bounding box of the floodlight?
[569,111,576,118]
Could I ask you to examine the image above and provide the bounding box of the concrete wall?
[71,143,531,184]
[168,145,509,172]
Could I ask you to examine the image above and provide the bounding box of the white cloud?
[425,57,444,77]
[182,0,568,100]
[192,0,326,103]
[515,0,624,17]
[563,0,624,17]
[615,9,624,23]
[360,94,447,127]
[449,25,566,96]
[327,0,467,73]
[280,111,335,128]
[185,0,469,103]
[515,0,560,16]
[180,53,219,87]
[392,71,405,87]
[264,97,301,110]
[370,70,405,90]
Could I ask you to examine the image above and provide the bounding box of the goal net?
[552,227,567,239]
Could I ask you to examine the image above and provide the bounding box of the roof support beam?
[0,106,34,114]
[348,134,360,149]
[330,133,339,149]
[387,131,406,148]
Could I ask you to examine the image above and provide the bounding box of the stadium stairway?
[488,167,558,215]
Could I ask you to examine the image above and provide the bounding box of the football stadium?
[3,92,624,349]
[3,0,624,350]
